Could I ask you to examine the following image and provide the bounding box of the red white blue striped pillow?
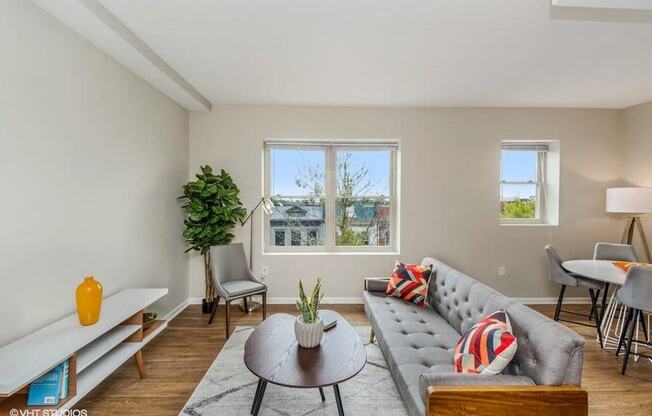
[386,261,433,307]
[454,310,517,374]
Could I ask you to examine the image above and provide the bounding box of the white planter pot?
[294,316,323,348]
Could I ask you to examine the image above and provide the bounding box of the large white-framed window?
[500,141,559,225]
[264,140,399,253]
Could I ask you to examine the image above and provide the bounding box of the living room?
[1,0,651,415]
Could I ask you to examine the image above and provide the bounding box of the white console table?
[0,288,168,412]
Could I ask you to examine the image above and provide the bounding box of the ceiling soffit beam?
[551,0,652,22]
[76,0,211,111]
[31,0,211,111]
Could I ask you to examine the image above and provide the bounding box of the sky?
[501,150,538,200]
[270,149,390,196]
[270,148,537,200]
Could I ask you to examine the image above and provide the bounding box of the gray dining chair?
[545,244,605,345]
[593,242,639,319]
[615,265,652,375]
[208,243,267,339]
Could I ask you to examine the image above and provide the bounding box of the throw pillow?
[613,261,651,272]
[386,261,433,307]
[454,310,517,375]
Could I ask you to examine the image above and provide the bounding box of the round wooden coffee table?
[244,310,366,416]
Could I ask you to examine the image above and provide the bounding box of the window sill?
[500,222,558,227]
[263,251,400,256]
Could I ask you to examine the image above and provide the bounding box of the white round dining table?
[562,259,626,285]
[561,259,649,359]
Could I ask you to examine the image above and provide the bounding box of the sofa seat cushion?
[363,291,461,416]
[419,373,535,401]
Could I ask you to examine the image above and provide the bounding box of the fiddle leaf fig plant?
[179,165,246,302]
[296,278,323,324]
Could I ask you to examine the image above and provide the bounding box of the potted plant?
[179,165,246,313]
[294,278,324,348]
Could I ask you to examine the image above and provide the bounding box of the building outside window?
[264,141,399,252]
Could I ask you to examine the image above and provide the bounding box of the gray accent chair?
[615,265,652,374]
[208,243,267,339]
[593,242,638,318]
[363,258,586,416]
[545,245,604,345]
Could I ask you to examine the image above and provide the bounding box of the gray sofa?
[363,257,586,416]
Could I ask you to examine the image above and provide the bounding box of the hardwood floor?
[76,304,652,416]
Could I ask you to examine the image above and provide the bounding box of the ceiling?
[32,0,652,110]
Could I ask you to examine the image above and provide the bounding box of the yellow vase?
[76,276,103,326]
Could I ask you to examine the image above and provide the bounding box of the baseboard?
[188,297,204,305]
[187,296,589,305]
[267,297,363,304]
[187,296,363,305]
[161,298,191,321]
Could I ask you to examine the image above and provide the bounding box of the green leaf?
[200,183,218,197]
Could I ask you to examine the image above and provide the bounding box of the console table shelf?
[0,288,168,412]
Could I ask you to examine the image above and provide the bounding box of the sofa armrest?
[419,373,535,400]
[364,277,390,292]
[425,383,587,416]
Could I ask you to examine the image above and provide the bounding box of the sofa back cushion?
[421,257,584,386]
[423,258,511,334]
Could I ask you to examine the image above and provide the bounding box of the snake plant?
[296,278,323,324]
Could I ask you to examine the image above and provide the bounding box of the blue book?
[27,363,63,406]
[60,360,69,399]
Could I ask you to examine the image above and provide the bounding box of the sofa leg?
[369,328,375,343]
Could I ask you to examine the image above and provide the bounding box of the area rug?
[179,326,409,416]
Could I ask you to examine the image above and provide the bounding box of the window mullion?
[325,147,336,250]
[538,150,546,222]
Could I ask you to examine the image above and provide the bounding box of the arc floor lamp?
[241,197,275,269]
[238,197,274,312]
[606,187,652,262]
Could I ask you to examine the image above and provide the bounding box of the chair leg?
[616,307,634,356]
[589,289,600,321]
[554,285,566,322]
[262,292,267,320]
[225,300,231,340]
[621,309,639,375]
[244,297,249,313]
[639,312,649,342]
[208,297,220,324]
[589,289,604,348]
[600,283,610,321]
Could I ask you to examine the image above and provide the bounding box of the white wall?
[0,0,189,345]
[622,100,652,259]
[189,105,624,302]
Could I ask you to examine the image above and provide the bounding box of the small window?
[307,230,318,246]
[274,230,286,246]
[291,230,302,246]
[265,141,399,252]
[500,141,557,225]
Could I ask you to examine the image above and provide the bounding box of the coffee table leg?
[333,384,344,416]
[319,387,325,401]
[252,380,267,416]
[251,379,263,414]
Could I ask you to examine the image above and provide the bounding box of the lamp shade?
[606,187,652,214]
